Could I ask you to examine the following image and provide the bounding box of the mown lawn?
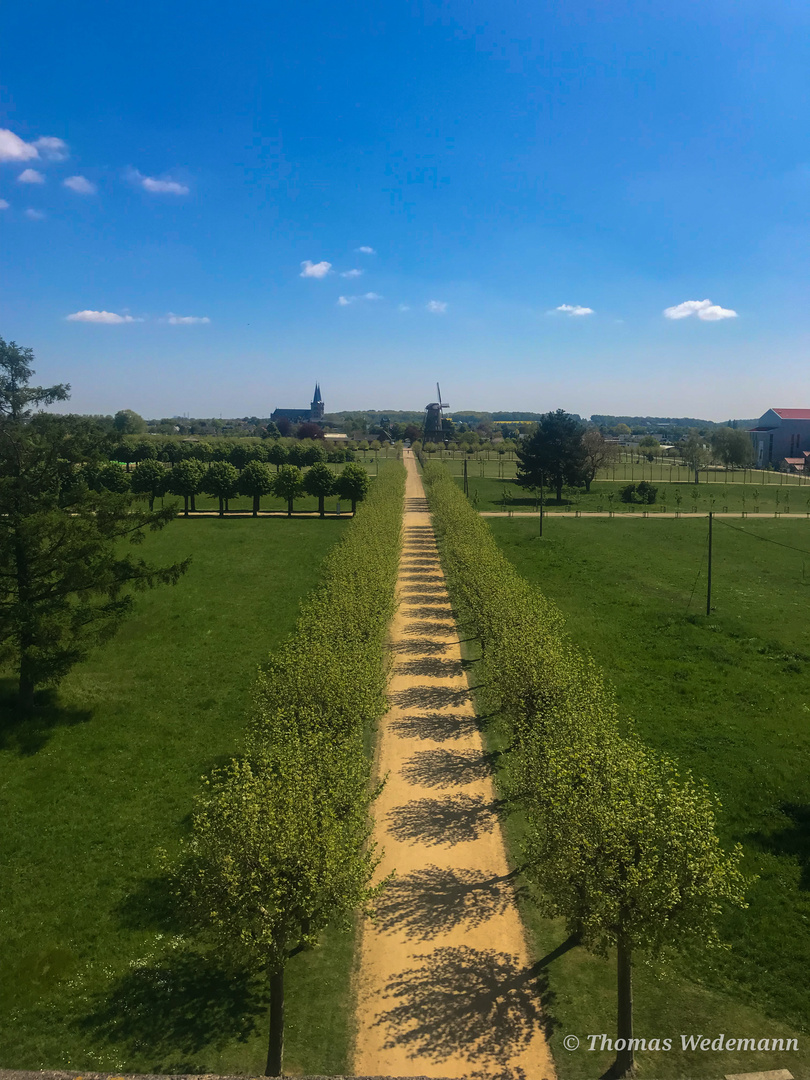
[481,516,810,1078]
[0,517,353,1075]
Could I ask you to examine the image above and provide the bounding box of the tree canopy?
[515,409,587,501]
[0,336,69,420]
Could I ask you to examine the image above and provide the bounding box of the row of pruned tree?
[85,458,372,517]
[169,461,406,1076]
[112,436,361,470]
[421,461,747,1079]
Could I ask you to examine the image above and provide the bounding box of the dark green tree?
[96,462,131,493]
[272,464,304,517]
[239,460,275,517]
[113,441,137,472]
[267,442,288,472]
[0,416,187,712]
[204,461,241,516]
[336,463,371,513]
[169,459,206,516]
[516,409,587,502]
[263,421,281,439]
[711,427,755,469]
[0,337,70,419]
[132,438,158,463]
[131,459,169,510]
[303,462,336,517]
[113,409,147,434]
[302,443,327,466]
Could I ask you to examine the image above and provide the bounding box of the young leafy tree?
[132,438,158,463]
[180,722,382,1077]
[0,336,70,419]
[678,430,710,483]
[637,435,660,462]
[239,460,275,516]
[112,441,137,472]
[263,421,281,440]
[96,461,131,493]
[131,459,169,510]
[518,725,746,1079]
[302,443,327,466]
[581,429,621,491]
[516,409,587,502]
[272,463,304,516]
[204,461,241,516]
[113,408,147,434]
[336,462,371,513]
[266,441,288,471]
[303,461,335,517]
[168,458,206,515]
[0,414,188,712]
[711,426,755,469]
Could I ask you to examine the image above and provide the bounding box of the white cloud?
[355,245,376,254]
[363,292,383,300]
[0,199,8,210]
[66,310,139,324]
[341,268,364,278]
[663,299,738,321]
[554,304,594,316]
[166,313,211,325]
[128,168,189,195]
[300,260,332,278]
[426,300,448,314]
[398,303,410,312]
[18,168,44,184]
[33,136,68,162]
[0,128,40,162]
[24,208,45,220]
[337,292,383,307]
[63,175,96,195]
[337,296,354,306]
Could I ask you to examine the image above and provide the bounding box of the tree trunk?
[351,498,357,513]
[218,496,224,517]
[148,494,155,511]
[611,933,635,1077]
[253,493,260,517]
[318,494,325,518]
[183,495,189,517]
[15,537,36,714]
[556,480,563,502]
[265,966,284,1077]
[585,474,593,493]
[191,494,197,512]
[287,497,293,517]
[18,658,36,715]
[694,467,699,484]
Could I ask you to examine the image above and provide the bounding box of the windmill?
[424,382,449,441]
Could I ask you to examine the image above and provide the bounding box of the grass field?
[0,517,354,1075]
[477,516,810,1078]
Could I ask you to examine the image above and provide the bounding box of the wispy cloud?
[426,300,448,314]
[341,268,364,278]
[663,299,737,321]
[0,129,40,162]
[355,245,376,254]
[398,303,410,312]
[67,310,140,324]
[128,168,189,195]
[18,168,44,184]
[24,208,45,220]
[34,136,68,162]
[0,199,9,210]
[553,303,594,316]
[166,313,211,325]
[300,260,332,278]
[63,175,96,195]
[337,292,383,306]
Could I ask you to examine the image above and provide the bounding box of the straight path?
[480,510,810,518]
[353,452,555,1080]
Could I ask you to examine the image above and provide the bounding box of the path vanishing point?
[353,451,556,1080]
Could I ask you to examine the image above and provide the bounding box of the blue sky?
[1,0,809,419]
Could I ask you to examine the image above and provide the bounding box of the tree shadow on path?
[374,945,554,1072]
[390,711,480,742]
[402,747,493,788]
[386,794,500,846]
[375,865,520,939]
[390,638,451,656]
[396,657,464,678]
[390,684,472,710]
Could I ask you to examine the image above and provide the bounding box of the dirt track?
[352,452,555,1080]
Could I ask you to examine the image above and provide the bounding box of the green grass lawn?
[456,472,810,515]
[479,516,810,1078]
[0,517,353,1075]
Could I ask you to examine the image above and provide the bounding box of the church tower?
[310,383,325,420]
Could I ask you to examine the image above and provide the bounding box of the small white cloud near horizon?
[64,175,96,195]
[426,300,448,314]
[355,245,376,254]
[166,313,211,325]
[18,168,44,184]
[0,129,40,162]
[34,136,68,162]
[127,168,189,195]
[67,309,139,324]
[341,268,364,278]
[0,199,9,210]
[300,260,332,278]
[663,299,737,321]
[337,292,382,306]
[24,208,45,220]
[554,304,594,316]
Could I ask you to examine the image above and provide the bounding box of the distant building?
[271,384,325,424]
[749,409,810,467]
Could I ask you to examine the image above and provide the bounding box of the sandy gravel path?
[353,452,555,1080]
